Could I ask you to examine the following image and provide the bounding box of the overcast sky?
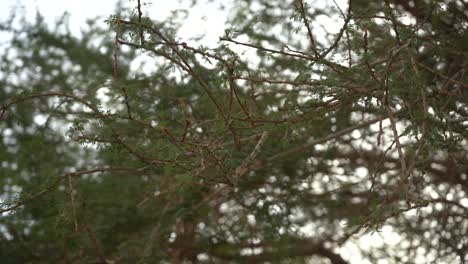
[0,0,228,47]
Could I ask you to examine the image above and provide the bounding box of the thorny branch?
[0,167,149,215]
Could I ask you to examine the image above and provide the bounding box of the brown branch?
[1,92,100,119]
[296,0,318,56]
[113,18,120,83]
[117,39,189,72]
[137,0,144,45]
[118,19,229,65]
[385,107,407,184]
[363,28,381,83]
[227,65,254,126]
[232,75,321,86]
[233,131,269,181]
[219,37,348,73]
[114,17,133,119]
[209,240,348,264]
[416,60,468,89]
[0,167,147,215]
[67,175,79,232]
[119,20,227,122]
[405,54,427,177]
[82,201,106,264]
[320,0,352,59]
[74,133,171,165]
[267,114,389,162]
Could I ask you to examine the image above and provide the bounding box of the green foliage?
[0,0,467,263]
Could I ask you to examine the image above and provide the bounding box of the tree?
[0,0,467,263]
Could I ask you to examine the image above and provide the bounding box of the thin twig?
[320,0,352,59]
[1,92,100,119]
[233,131,269,180]
[82,201,106,263]
[267,114,392,162]
[119,20,227,122]
[137,0,145,45]
[416,61,468,89]
[219,37,347,73]
[385,107,407,184]
[114,17,133,119]
[296,0,318,56]
[405,54,427,175]
[67,175,79,232]
[0,167,147,215]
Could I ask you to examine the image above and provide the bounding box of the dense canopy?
[1,0,467,263]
